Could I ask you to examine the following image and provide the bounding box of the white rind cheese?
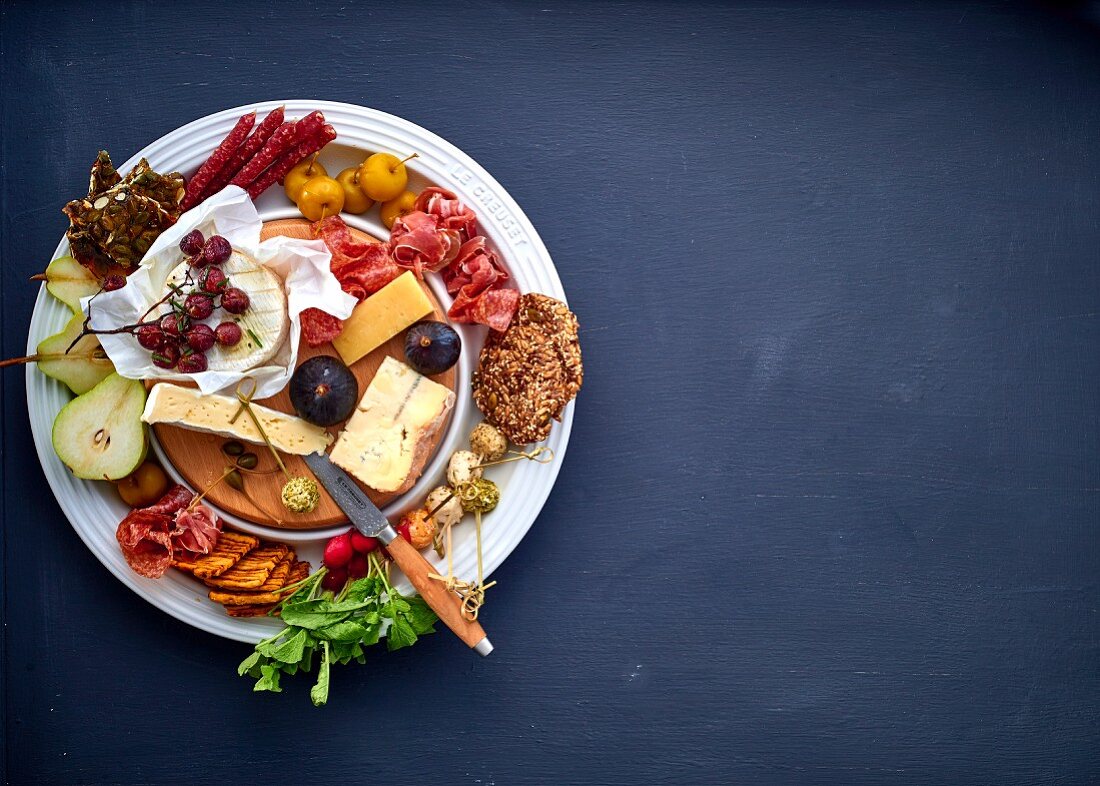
[142,383,331,456]
[163,250,288,372]
[330,356,455,493]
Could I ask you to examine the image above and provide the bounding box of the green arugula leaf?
[271,627,309,664]
[254,664,283,693]
[359,620,382,647]
[238,650,264,678]
[279,606,353,631]
[314,620,371,643]
[310,642,331,707]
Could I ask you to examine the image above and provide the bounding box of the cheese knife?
[303,452,493,656]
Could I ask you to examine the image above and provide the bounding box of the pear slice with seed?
[41,255,100,314]
[51,373,147,480]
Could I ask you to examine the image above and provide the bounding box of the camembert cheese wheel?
[164,250,289,372]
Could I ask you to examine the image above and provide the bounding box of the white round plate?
[26,100,574,643]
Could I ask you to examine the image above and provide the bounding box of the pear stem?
[29,273,47,282]
[0,354,39,368]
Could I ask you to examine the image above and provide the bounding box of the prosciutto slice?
[442,237,519,332]
[389,211,461,278]
[172,504,221,556]
[416,187,477,241]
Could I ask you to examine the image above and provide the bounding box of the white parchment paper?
[86,186,356,398]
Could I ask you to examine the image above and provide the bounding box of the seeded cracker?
[472,293,582,444]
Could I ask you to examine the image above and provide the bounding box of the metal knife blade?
[302,453,397,543]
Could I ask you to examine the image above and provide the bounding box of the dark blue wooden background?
[3,2,1098,784]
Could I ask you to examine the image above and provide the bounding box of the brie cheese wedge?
[330,357,455,493]
[142,383,332,455]
[163,250,288,372]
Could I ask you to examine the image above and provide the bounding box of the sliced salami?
[300,307,344,347]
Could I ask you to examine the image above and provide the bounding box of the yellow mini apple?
[334,167,374,214]
[380,191,418,229]
[358,152,417,202]
[296,175,345,221]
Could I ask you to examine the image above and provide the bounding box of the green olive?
[222,440,245,456]
[237,452,258,470]
[225,468,244,491]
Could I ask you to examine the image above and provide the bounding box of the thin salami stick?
[197,106,284,202]
[247,124,337,199]
[181,111,255,210]
[289,110,325,145]
[230,121,298,188]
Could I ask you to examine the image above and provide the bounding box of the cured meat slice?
[116,512,174,579]
[442,237,518,331]
[415,187,477,241]
[450,286,520,333]
[315,216,402,297]
[442,236,510,294]
[302,216,402,346]
[300,307,344,347]
[172,504,221,556]
[145,484,194,516]
[389,211,461,277]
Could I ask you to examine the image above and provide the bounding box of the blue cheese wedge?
[142,383,331,455]
[330,356,455,493]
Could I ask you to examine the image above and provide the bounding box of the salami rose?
[116,513,174,579]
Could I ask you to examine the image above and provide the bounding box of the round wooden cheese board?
[150,218,456,529]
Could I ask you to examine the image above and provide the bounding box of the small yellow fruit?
[116,462,169,508]
[296,175,345,221]
[358,152,416,202]
[334,167,374,214]
[380,190,418,229]
[284,158,328,203]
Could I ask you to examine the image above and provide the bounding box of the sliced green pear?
[41,255,100,314]
[52,373,148,480]
[36,313,115,394]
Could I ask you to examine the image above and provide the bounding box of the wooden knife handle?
[385,535,489,650]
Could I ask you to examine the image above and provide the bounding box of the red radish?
[349,530,379,554]
[347,554,369,579]
[395,520,412,543]
[321,568,347,593]
[322,532,353,568]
